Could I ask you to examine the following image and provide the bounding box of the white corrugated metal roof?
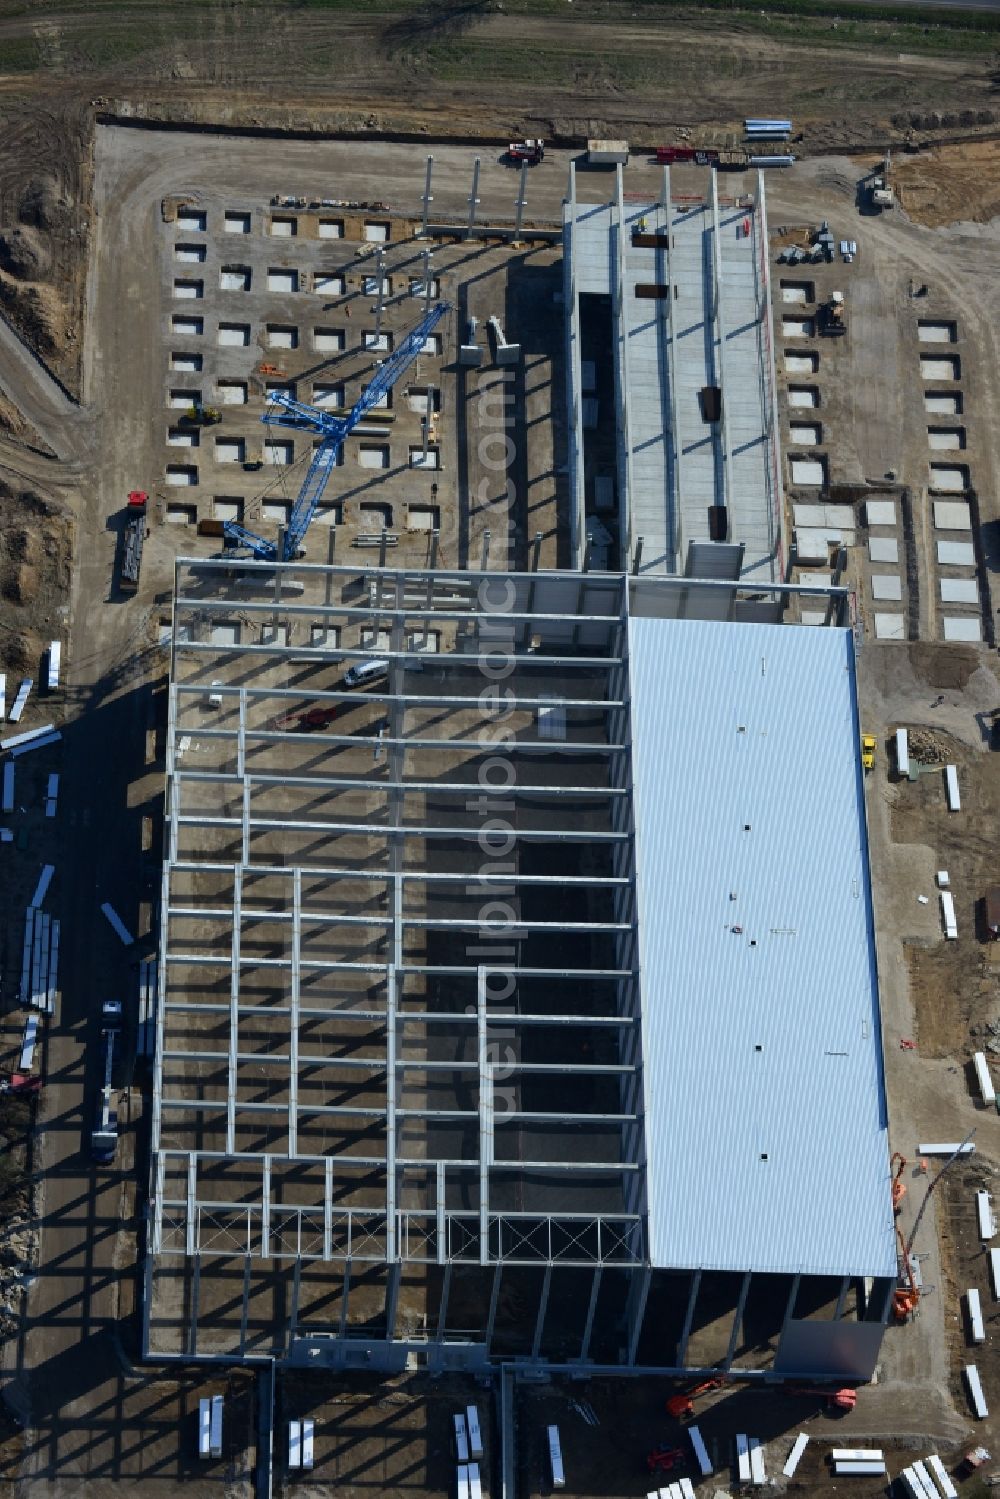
[627,614,896,1278]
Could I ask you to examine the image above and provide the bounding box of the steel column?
[436,1262,453,1344]
[187,1253,201,1356]
[239,1253,252,1354]
[290,1256,302,1341]
[419,156,434,236]
[579,1265,603,1361]
[531,1265,552,1360]
[676,1268,702,1366]
[724,1273,752,1368]
[466,157,481,237]
[781,1273,801,1339]
[485,1262,502,1352]
[626,1265,652,1366]
[338,1259,352,1340]
[384,1260,401,1340]
[834,1276,851,1321]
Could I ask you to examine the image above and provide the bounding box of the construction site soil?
[0,1,997,396]
[885,140,1000,229]
[0,6,996,1492]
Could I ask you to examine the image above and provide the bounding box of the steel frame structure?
[154,564,646,1276]
[147,559,870,1363]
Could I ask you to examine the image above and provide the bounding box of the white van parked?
[343,659,389,689]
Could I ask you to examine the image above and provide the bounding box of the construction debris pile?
[908,727,948,766]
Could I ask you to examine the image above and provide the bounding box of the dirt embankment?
[0,483,74,671]
[0,99,92,398]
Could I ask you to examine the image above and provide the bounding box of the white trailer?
[454,1414,469,1463]
[587,139,629,165]
[301,1419,314,1470]
[101,902,134,945]
[940,890,958,939]
[3,724,56,754]
[748,1437,766,1485]
[783,1434,809,1478]
[905,1463,929,1499]
[466,1406,483,1460]
[689,1425,713,1476]
[926,1454,958,1499]
[917,1463,947,1499]
[977,1190,995,1240]
[19,1014,37,1072]
[46,642,61,692]
[30,864,54,909]
[288,1420,302,1469]
[547,1426,565,1489]
[974,1053,995,1107]
[210,1394,223,1457]
[198,1398,212,1459]
[964,1364,988,1419]
[8,679,31,723]
[967,1288,986,1344]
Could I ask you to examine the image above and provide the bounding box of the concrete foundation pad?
[942,616,982,642]
[793,504,856,533]
[940,578,979,605]
[790,457,826,485]
[799,610,828,626]
[933,501,972,532]
[795,529,835,565]
[936,540,976,567]
[874,613,906,641]
[865,500,896,528]
[868,538,898,564]
[871,574,902,601]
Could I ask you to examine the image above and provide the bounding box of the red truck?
[504,139,545,166]
[120,490,148,594]
[655,144,751,168]
[655,145,720,165]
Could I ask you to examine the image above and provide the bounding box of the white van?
[343,658,389,689]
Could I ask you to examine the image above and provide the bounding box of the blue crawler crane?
[225,301,448,561]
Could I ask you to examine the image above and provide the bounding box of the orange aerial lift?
[665,1377,726,1421]
[784,1386,857,1413]
[890,1152,908,1213]
[894,1132,974,1323]
[894,1225,919,1321]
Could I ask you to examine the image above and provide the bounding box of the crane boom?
[223,302,449,562]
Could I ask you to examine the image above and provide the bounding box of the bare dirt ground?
[858,640,1000,1455]
[887,140,1000,227]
